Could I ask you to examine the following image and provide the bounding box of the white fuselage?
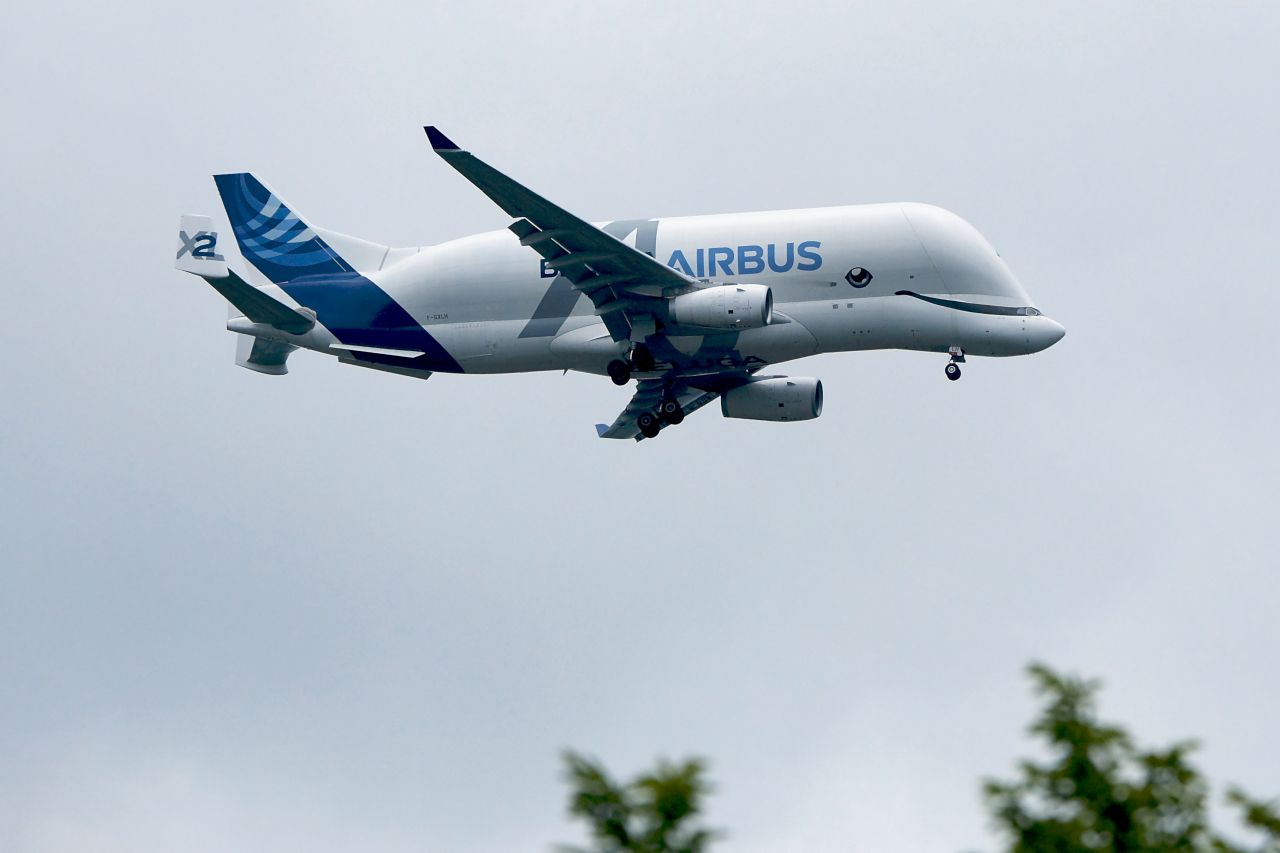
[243,202,1064,375]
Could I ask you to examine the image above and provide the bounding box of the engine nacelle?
[721,377,823,422]
[670,284,772,330]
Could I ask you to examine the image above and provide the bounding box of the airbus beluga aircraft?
[174,127,1065,440]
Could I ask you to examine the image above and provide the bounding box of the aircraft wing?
[425,126,697,343]
[595,379,722,441]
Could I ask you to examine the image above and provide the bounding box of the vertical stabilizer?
[214,173,357,283]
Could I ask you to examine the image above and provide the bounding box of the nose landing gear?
[945,346,965,381]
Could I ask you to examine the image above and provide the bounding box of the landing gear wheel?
[945,362,961,381]
[659,398,685,424]
[631,344,655,373]
[637,411,661,438]
[608,359,631,386]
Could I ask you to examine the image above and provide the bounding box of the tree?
[559,751,719,853]
[983,663,1279,853]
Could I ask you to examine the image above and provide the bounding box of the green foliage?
[1221,789,1280,853]
[559,751,719,853]
[984,664,1279,853]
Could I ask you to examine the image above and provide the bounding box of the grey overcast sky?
[1,2,1277,851]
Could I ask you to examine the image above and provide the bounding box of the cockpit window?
[1023,307,1041,316]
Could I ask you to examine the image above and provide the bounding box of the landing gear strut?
[945,346,965,381]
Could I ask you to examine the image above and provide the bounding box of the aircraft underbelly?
[438,319,563,374]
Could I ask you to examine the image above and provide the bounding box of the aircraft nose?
[1029,316,1066,352]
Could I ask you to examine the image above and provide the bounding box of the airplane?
[174,126,1065,441]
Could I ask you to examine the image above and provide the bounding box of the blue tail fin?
[213,173,354,283]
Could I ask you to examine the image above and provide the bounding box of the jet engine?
[670,284,772,330]
[721,377,823,422]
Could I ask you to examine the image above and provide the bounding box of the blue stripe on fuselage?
[279,272,463,373]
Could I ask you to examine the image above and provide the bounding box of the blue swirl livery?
[213,173,353,283]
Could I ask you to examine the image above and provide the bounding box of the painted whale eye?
[845,267,873,287]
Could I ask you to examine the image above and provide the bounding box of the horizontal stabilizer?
[202,268,315,333]
[176,213,316,331]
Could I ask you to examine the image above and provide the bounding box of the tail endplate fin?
[174,214,316,331]
[175,214,228,278]
[236,334,297,376]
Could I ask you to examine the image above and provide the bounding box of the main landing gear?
[607,344,656,386]
[608,359,630,385]
[638,397,685,439]
[945,346,965,381]
[631,344,656,373]
[605,344,683,439]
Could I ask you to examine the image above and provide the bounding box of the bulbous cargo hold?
[670,284,772,330]
[721,377,823,422]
